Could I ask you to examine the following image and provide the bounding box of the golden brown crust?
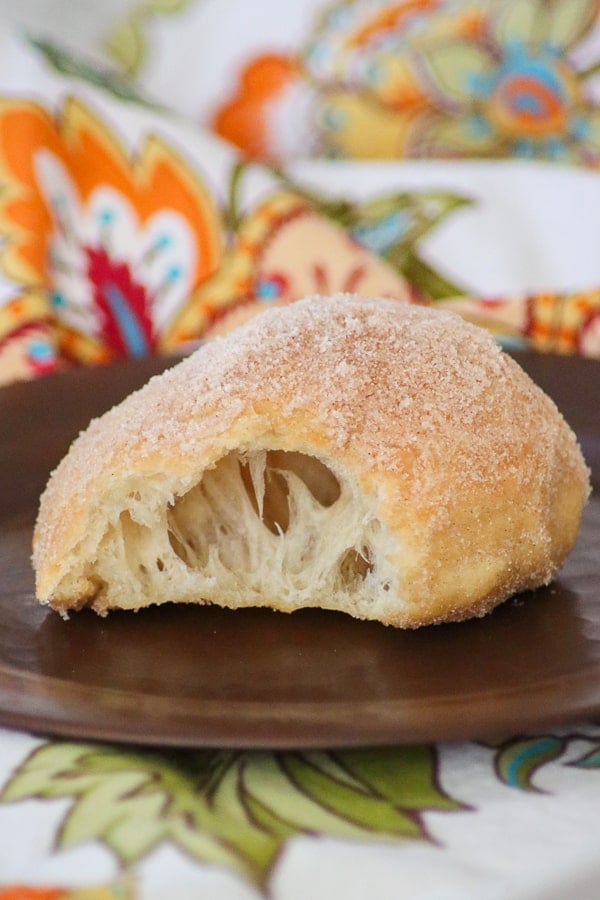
[33,293,590,627]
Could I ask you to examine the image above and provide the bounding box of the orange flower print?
[0,98,223,364]
[0,889,64,900]
[439,289,600,358]
[213,0,600,164]
[212,1,440,160]
[212,53,316,161]
[0,885,129,900]
[303,0,438,98]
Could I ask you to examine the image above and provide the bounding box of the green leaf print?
[330,746,462,812]
[1,741,465,884]
[261,166,472,299]
[569,742,600,768]
[26,34,165,112]
[346,192,471,298]
[105,0,196,78]
[399,250,465,300]
[493,737,567,791]
[347,191,472,248]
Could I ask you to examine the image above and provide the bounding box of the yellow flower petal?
[491,0,544,48]
[546,0,597,50]
[419,39,494,104]
[318,89,420,157]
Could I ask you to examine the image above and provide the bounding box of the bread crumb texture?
[33,294,590,627]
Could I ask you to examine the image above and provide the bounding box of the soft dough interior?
[82,449,400,616]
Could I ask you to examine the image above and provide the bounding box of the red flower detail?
[313,262,328,293]
[343,264,367,292]
[85,246,155,358]
[312,261,368,293]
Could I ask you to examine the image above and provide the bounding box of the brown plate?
[1,351,599,748]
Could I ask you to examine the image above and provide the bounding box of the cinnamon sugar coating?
[33,294,590,627]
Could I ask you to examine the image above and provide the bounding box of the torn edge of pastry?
[32,293,591,627]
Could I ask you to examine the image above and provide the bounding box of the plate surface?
[1,351,599,748]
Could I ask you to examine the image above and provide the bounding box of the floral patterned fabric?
[0,2,600,381]
[0,96,223,379]
[0,727,598,897]
[0,2,599,898]
[212,0,600,165]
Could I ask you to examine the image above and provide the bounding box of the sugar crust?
[33,293,591,627]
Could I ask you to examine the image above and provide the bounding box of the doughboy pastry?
[33,294,590,627]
